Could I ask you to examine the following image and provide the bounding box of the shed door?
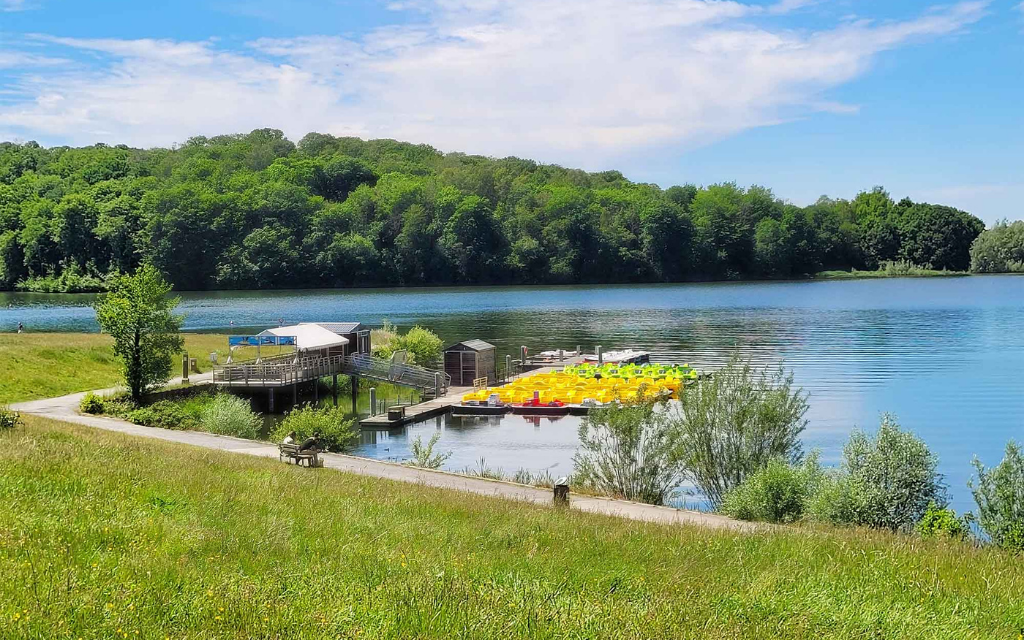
[461,351,476,386]
[445,351,463,385]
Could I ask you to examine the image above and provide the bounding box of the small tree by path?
[671,355,809,509]
[573,396,681,505]
[95,265,184,403]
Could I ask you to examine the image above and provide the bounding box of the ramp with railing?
[212,353,450,397]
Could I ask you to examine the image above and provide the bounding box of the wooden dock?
[359,386,474,428]
[358,359,582,429]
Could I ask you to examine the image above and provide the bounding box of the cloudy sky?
[1,0,1021,221]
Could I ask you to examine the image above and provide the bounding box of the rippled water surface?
[3,276,1023,510]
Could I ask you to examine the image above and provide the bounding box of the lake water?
[3,276,1023,512]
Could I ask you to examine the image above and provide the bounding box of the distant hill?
[0,129,985,291]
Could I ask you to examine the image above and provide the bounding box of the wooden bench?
[278,442,322,467]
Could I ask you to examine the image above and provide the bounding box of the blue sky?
[1,0,1021,222]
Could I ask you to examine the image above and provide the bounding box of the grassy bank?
[816,260,967,280]
[1,416,1021,639]
[0,333,238,404]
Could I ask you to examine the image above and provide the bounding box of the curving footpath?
[12,383,751,532]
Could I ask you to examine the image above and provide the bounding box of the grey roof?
[301,322,364,335]
[446,339,495,352]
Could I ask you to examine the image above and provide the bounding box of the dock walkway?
[358,360,581,428]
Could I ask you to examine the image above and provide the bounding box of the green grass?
[816,260,967,280]
[0,333,248,404]
[1,417,1022,639]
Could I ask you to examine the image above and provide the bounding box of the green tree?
[95,265,184,402]
[970,220,1024,273]
[897,204,984,271]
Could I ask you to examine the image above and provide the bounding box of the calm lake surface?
[3,276,1023,511]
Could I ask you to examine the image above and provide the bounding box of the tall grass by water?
[1,416,1022,639]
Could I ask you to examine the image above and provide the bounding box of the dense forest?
[0,128,999,292]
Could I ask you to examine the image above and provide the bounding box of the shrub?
[406,432,452,469]
[916,502,969,541]
[970,441,1024,551]
[0,405,21,430]
[721,454,823,523]
[808,414,947,532]
[201,394,261,440]
[272,403,356,452]
[80,392,105,414]
[370,321,442,365]
[129,399,202,431]
[573,397,680,505]
[671,355,808,509]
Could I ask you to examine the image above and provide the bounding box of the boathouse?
[444,340,496,386]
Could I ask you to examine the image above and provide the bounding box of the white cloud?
[3,0,29,11]
[0,0,989,167]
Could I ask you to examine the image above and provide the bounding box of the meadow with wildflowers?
[1,416,1022,639]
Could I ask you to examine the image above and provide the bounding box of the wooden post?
[554,477,570,507]
[369,387,377,416]
[292,382,298,406]
[268,388,275,413]
[350,375,358,411]
[333,374,339,407]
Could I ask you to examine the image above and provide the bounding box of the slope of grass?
[1,416,1021,639]
[0,333,236,404]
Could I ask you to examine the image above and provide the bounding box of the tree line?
[0,128,1006,292]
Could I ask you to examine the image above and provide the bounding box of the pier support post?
[292,382,297,406]
[596,345,603,365]
[268,388,275,413]
[369,387,377,416]
[350,376,358,411]
[333,374,339,407]
[314,378,319,403]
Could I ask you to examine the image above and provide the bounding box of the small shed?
[445,340,496,386]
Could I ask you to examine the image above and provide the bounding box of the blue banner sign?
[228,335,297,347]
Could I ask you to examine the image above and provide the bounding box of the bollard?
[369,387,377,416]
[553,477,570,507]
[181,354,189,382]
[521,345,528,364]
[505,354,512,379]
[596,345,603,365]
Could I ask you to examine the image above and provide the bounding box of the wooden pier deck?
[358,359,583,429]
[359,385,474,428]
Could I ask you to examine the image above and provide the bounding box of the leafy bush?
[0,405,21,430]
[970,441,1024,551]
[405,432,452,469]
[916,502,969,541]
[671,355,808,509]
[271,403,356,452]
[80,392,105,414]
[808,414,947,532]
[574,397,680,505]
[721,454,823,523]
[370,321,443,365]
[201,394,261,440]
[129,399,202,431]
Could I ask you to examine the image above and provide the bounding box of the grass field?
[0,333,250,404]
[1,416,1021,639]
